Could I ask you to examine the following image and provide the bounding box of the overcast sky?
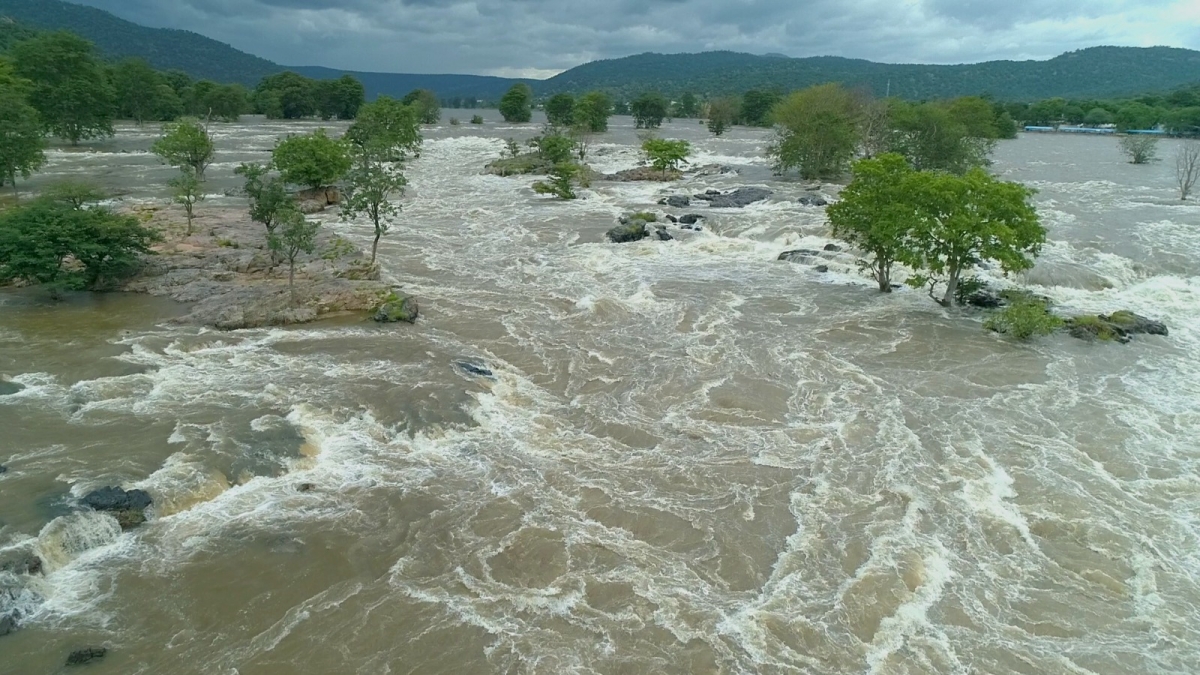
[72,0,1200,78]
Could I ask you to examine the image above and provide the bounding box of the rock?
[1,553,43,576]
[655,228,674,241]
[297,199,326,215]
[81,486,152,530]
[455,361,494,379]
[1067,316,1131,343]
[0,381,23,396]
[373,293,419,324]
[66,648,108,666]
[815,265,830,273]
[0,615,15,637]
[606,221,648,243]
[1104,310,1168,336]
[823,244,843,252]
[692,164,737,177]
[660,196,690,208]
[708,187,772,208]
[692,190,722,201]
[0,465,6,474]
[679,214,705,225]
[799,196,828,207]
[665,215,678,223]
[964,290,1004,309]
[778,249,823,264]
[485,153,551,177]
[604,167,681,182]
[297,483,317,493]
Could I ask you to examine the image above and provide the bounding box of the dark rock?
[964,290,1004,309]
[604,167,680,182]
[0,465,6,474]
[778,249,823,264]
[660,196,690,208]
[692,190,722,201]
[799,196,829,207]
[606,221,648,243]
[66,648,108,666]
[1067,317,1131,344]
[1103,310,1168,336]
[823,244,843,252]
[0,381,23,396]
[296,483,317,493]
[81,486,152,531]
[373,294,419,324]
[0,614,15,637]
[815,265,830,273]
[455,361,494,379]
[1,553,43,576]
[708,187,772,208]
[665,215,678,223]
[679,214,705,225]
[655,228,674,241]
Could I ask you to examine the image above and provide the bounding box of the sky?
[72,0,1200,78]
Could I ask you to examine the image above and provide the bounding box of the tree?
[1115,102,1159,131]
[1176,141,1200,200]
[402,89,441,124]
[641,139,691,175]
[236,163,292,249]
[255,71,315,119]
[574,91,612,132]
[346,96,423,162]
[706,97,739,137]
[545,93,576,128]
[315,75,365,120]
[342,159,406,264]
[768,84,860,179]
[272,129,352,190]
[827,154,916,292]
[903,168,1045,307]
[111,58,165,124]
[499,83,533,123]
[1119,135,1159,164]
[271,206,319,304]
[1084,107,1115,127]
[857,97,892,159]
[631,92,668,129]
[170,167,204,236]
[11,31,115,144]
[532,162,584,200]
[533,133,575,165]
[888,102,995,174]
[984,297,1063,341]
[152,118,215,179]
[202,84,249,122]
[741,90,781,127]
[0,84,46,200]
[43,180,105,210]
[675,92,699,118]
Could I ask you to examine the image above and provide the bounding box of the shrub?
[984,298,1063,340]
[272,129,351,189]
[532,162,584,200]
[471,115,484,125]
[641,139,691,175]
[629,211,658,223]
[449,117,460,126]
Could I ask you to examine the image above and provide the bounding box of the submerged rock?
[373,293,419,324]
[80,486,152,530]
[799,196,829,207]
[679,214,705,225]
[823,243,843,252]
[0,553,43,576]
[607,221,649,243]
[0,465,7,474]
[0,614,15,637]
[665,214,678,223]
[777,249,823,264]
[455,361,495,379]
[0,381,23,396]
[964,289,1004,308]
[654,227,674,241]
[1066,311,1167,344]
[693,189,723,200]
[1104,310,1168,336]
[659,195,690,208]
[815,265,830,273]
[708,187,772,208]
[66,648,108,666]
[604,167,681,182]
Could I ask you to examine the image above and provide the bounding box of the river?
[1,114,1198,674]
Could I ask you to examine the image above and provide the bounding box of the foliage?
[1083,107,1115,126]
[1177,142,1200,200]
[499,83,533,123]
[629,211,658,223]
[631,92,669,129]
[10,31,114,144]
[984,298,1063,340]
[270,206,319,303]
[42,179,104,210]
[402,88,441,124]
[826,154,916,292]
[741,90,782,127]
[0,79,45,198]
[767,84,860,179]
[471,114,484,124]
[449,117,459,125]
[532,162,583,200]
[110,58,169,123]
[0,197,159,294]
[545,93,575,128]
[1119,135,1158,164]
[674,92,699,118]
[235,162,292,245]
[888,101,996,174]
[151,118,215,179]
[504,138,521,159]
[255,71,316,119]
[314,75,366,120]
[346,96,422,163]
[641,138,691,174]
[342,159,406,264]
[573,91,613,132]
[706,97,739,136]
[533,133,576,165]
[169,166,204,236]
[272,129,352,189]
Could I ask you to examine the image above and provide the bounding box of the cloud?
[70,0,1199,76]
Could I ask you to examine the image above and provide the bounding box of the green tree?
[827,154,916,292]
[631,92,668,129]
[346,96,423,162]
[1119,135,1159,164]
[315,75,365,120]
[152,118,215,180]
[903,168,1045,307]
[675,92,699,118]
[532,162,584,200]
[1115,102,1159,131]
[169,167,204,236]
[545,93,576,128]
[341,159,406,264]
[984,298,1063,341]
[0,80,46,199]
[706,97,739,136]
[533,133,575,165]
[272,129,352,190]
[1083,107,1115,127]
[574,91,612,132]
[202,84,248,122]
[499,83,533,123]
[11,31,115,144]
[111,58,165,124]
[740,90,782,127]
[270,206,319,303]
[402,88,441,124]
[42,180,105,210]
[888,101,995,174]
[641,138,691,175]
[768,84,860,179]
[255,71,315,119]
[235,163,292,250]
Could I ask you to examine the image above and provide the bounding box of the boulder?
[692,164,737,177]
[297,199,326,215]
[66,648,108,666]
[778,249,823,264]
[81,487,152,530]
[606,221,649,243]
[373,293,419,324]
[799,196,829,207]
[455,361,495,379]
[0,553,43,576]
[679,214,705,225]
[823,243,843,252]
[692,189,723,201]
[0,614,15,637]
[0,381,23,396]
[654,227,674,241]
[708,187,773,208]
[0,465,6,474]
[815,265,830,273]
[665,215,678,223]
[1066,316,1130,343]
[964,289,1004,309]
[659,196,691,208]
[604,167,681,182]
[1104,310,1168,336]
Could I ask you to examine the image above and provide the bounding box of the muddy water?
[2,117,1199,675]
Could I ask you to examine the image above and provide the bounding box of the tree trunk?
[10,176,18,203]
[941,268,960,307]
[875,262,891,293]
[288,261,296,305]
[372,232,381,265]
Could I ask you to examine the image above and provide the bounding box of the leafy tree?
[169,167,204,236]
[11,31,115,144]
[201,84,249,122]
[631,92,668,129]
[888,101,995,174]
[944,97,1002,138]
[1119,135,1158,164]
[271,206,319,304]
[903,168,1045,307]
[255,71,315,119]
[235,162,292,249]
[314,75,365,120]
[768,84,860,179]
[0,82,46,199]
[152,83,184,122]
[499,83,533,123]
[152,118,215,179]
[272,129,352,190]
[827,154,915,292]
[42,180,105,210]
[346,96,422,163]
[342,158,406,264]
[675,92,699,118]
[402,88,441,124]
[740,90,781,127]
[111,58,166,123]
[1115,102,1159,131]
[1084,107,1115,126]
[706,97,739,136]
[470,114,484,124]
[984,297,1063,341]
[545,93,576,128]
[574,91,612,132]
[532,162,584,200]
[641,138,691,175]
[533,133,575,165]
[1161,107,1200,136]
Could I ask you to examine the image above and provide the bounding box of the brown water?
[2,117,1199,675]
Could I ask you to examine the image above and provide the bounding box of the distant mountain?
[543,48,1200,101]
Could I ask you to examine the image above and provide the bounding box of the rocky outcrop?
[691,164,737,177]
[654,226,674,241]
[1067,311,1168,343]
[799,196,828,207]
[373,293,419,324]
[659,196,691,208]
[455,361,494,379]
[607,221,649,243]
[777,249,823,264]
[485,153,553,177]
[66,648,108,666]
[295,187,341,214]
[81,487,152,530]
[706,187,773,208]
[0,381,22,396]
[1105,310,1168,336]
[603,167,681,182]
[823,244,842,252]
[679,214,705,225]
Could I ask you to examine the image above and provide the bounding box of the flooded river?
[1,115,1198,674]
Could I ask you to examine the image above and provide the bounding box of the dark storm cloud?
[71,0,1195,76]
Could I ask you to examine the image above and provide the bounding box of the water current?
[1,113,1198,674]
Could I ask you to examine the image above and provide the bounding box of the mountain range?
[2,0,1199,102]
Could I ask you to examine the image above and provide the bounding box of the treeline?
[1007,84,1200,134]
